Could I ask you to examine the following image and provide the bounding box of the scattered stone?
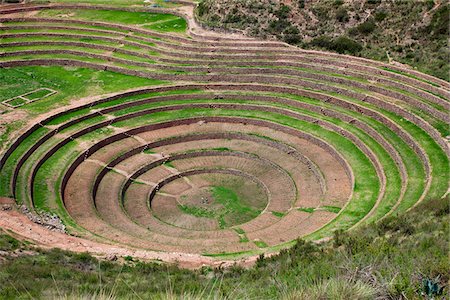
[107,254,118,261]
[19,205,66,233]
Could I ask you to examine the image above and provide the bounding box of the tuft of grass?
[321,206,341,213]
[177,204,216,219]
[0,233,22,251]
[271,211,286,218]
[254,240,268,248]
[298,207,315,213]
[280,278,377,300]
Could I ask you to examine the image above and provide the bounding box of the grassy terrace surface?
[37,9,187,33]
[0,3,448,259]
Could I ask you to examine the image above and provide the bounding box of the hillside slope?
[196,0,449,80]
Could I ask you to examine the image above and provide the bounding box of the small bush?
[268,19,291,34]
[310,35,333,49]
[196,1,207,17]
[298,0,305,9]
[425,4,449,37]
[283,25,302,44]
[276,4,291,19]
[374,10,388,22]
[0,234,21,251]
[376,215,415,236]
[310,35,363,54]
[357,19,376,34]
[336,7,349,22]
[332,36,363,54]
[124,255,133,262]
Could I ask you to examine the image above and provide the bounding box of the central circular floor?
[152,173,269,230]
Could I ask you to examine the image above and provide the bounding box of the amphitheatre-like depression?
[0,1,448,264]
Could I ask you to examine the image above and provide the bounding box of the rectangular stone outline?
[2,88,57,108]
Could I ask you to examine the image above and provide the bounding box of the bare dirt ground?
[0,204,259,269]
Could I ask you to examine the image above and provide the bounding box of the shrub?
[268,19,290,34]
[310,35,334,49]
[224,12,241,23]
[376,215,415,236]
[425,4,449,37]
[374,10,388,22]
[0,234,20,251]
[124,255,133,262]
[312,5,329,19]
[196,1,207,17]
[357,19,376,34]
[310,35,362,54]
[298,0,305,9]
[283,25,302,44]
[336,7,349,22]
[332,36,363,54]
[275,4,291,19]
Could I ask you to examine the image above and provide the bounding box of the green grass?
[177,204,216,218]
[269,91,427,214]
[144,18,187,33]
[233,227,245,234]
[177,186,263,229]
[0,126,50,197]
[33,140,80,212]
[0,36,115,47]
[321,206,342,214]
[162,161,175,168]
[298,207,315,213]
[271,211,286,217]
[381,67,441,88]
[50,0,144,6]
[143,149,156,154]
[39,9,174,25]
[381,110,449,206]
[23,89,55,100]
[239,235,250,243]
[0,233,22,251]
[4,97,27,107]
[254,240,268,248]
[37,9,187,33]
[211,186,262,228]
[0,66,166,115]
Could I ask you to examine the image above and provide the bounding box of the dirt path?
[0,204,259,269]
[173,2,255,40]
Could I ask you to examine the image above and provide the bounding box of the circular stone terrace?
[0,1,448,263]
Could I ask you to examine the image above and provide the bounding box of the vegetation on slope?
[0,197,447,299]
[196,0,449,80]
